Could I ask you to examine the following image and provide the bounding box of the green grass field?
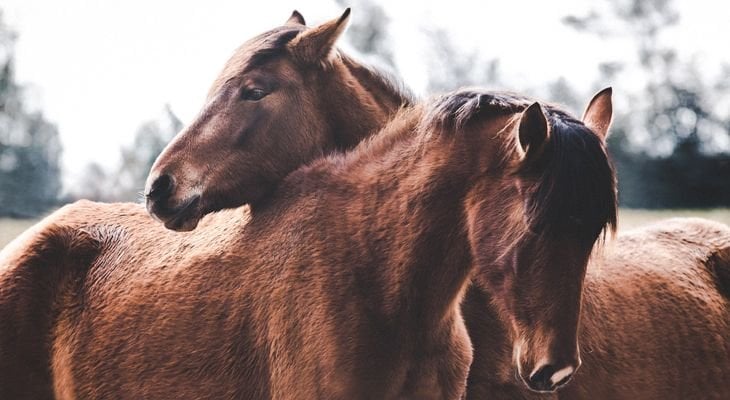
[618,209,730,230]
[0,217,40,250]
[2,209,730,250]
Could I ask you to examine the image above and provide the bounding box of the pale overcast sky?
[2,0,728,188]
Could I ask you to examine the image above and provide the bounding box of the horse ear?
[582,87,613,141]
[286,10,306,26]
[288,8,350,63]
[518,102,550,158]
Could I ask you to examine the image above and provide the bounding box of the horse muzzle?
[145,173,202,232]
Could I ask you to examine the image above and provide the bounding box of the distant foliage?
[0,12,62,217]
[3,2,728,211]
[113,105,182,201]
[335,0,396,71]
[71,106,181,202]
[566,0,730,208]
[350,0,729,208]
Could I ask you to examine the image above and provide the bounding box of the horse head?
[145,9,405,231]
[461,88,616,392]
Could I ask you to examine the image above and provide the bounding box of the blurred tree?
[424,28,501,94]
[71,105,181,203]
[73,162,110,202]
[546,77,581,114]
[111,105,181,201]
[565,0,730,208]
[0,10,62,217]
[425,29,475,93]
[334,0,396,71]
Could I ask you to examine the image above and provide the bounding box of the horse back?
[659,217,730,300]
[707,239,730,299]
[566,218,730,400]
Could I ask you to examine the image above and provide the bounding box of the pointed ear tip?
[287,10,306,25]
[525,101,544,114]
[340,8,352,21]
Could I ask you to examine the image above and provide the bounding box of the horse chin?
[513,342,557,394]
[514,347,576,393]
[159,195,202,232]
[164,214,201,232]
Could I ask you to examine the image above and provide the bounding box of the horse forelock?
[210,26,303,97]
[523,111,618,248]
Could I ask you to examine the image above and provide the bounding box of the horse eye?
[241,88,267,101]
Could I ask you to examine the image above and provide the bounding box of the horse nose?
[146,173,174,202]
[527,362,577,392]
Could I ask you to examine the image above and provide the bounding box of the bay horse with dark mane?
[144,9,410,231]
[0,9,410,399]
[0,13,617,396]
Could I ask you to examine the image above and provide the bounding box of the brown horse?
[0,92,616,400]
[145,9,409,231]
[464,217,730,399]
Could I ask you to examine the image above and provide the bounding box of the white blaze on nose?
[550,366,574,385]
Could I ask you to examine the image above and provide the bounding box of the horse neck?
[321,55,411,149]
[337,113,477,328]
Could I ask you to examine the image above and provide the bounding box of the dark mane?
[424,89,618,245]
[243,26,303,72]
[340,54,415,108]
[423,90,533,130]
[529,111,618,246]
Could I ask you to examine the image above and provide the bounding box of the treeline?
[612,145,730,208]
[0,12,62,217]
[71,106,181,203]
[568,0,730,208]
[0,10,181,216]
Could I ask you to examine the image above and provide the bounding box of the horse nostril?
[527,363,576,392]
[528,364,555,391]
[147,174,174,201]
